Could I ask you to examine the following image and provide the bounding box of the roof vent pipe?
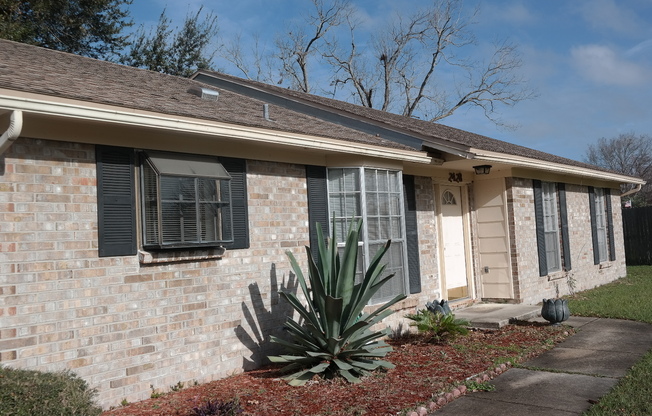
[0,110,23,155]
[263,103,271,121]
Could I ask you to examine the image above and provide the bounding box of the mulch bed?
[102,322,572,416]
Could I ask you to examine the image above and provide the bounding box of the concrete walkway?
[431,315,652,415]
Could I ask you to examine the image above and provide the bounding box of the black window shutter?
[220,157,249,250]
[558,183,572,271]
[533,180,547,276]
[306,165,329,263]
[96,146,137,257]
[605,188,616,261]
[588,186,600,265]
[403,175,421,294]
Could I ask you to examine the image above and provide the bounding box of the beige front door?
[440,186,470,300]
[475,178,514,299]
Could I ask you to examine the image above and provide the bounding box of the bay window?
[140,151,233,249]
[96,145,249,258]
[327,167,408,303]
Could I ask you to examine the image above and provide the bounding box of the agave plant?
[268,218,406,386]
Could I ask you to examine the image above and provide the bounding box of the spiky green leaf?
[336,219,361,302]
[285,250,312,304]
[285,370,317,386]
[346,358,382,371]
[333,358,354,370]
[338,369,363,383]
[268,335,312,354]
[308,362,331,374]
[306,351,333,360]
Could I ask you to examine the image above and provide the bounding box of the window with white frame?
[593,187,608,262]
[542,182,562,273]
[327,167,407,303]
[534,180,571,276]
[140,151,234,249]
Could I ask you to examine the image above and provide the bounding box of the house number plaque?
[448,172,463,183]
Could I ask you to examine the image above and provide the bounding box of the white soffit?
[472,148,645,184]
[0,92,432,164]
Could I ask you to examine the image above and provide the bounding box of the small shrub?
[405,309,470,342]
[150,385,163,399]
[0,366,102,416]
[170,380,185,392]
[190,399,244,416]
[463,379,495,392]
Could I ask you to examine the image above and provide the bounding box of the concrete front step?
[453,303,541,329]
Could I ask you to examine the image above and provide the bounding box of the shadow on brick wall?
[235,264,298,370]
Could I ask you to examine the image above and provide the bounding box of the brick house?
[0,40,644,407]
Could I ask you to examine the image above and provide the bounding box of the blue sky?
[129,0,652,163]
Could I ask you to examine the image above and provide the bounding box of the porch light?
[473,165,492,175]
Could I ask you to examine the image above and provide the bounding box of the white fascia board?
[0,93,432,164]
[472,149,646,185]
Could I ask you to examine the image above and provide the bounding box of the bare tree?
[323,0,533,125]
[214,0,532,125]
[585,132,652,207]
[221,32,276,83]
[275,0,353,93]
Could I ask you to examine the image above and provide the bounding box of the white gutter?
[471,148,646,184]
[621,183,643,198]
[0,95,432,164]
[0,110,23,155]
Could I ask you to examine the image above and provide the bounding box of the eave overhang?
[0,89,644,189]
[0,91,432,165]
[470,148,646,185]
[193,72,645,188]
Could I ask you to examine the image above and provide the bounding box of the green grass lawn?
[567,265,652,323]
[565,265,652,416]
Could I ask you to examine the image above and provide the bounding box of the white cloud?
[626,39,652,58]
[497,2,535,24]
[571,44,651,86]
[575,0,645,37]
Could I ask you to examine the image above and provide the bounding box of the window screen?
[141,151,233,249]
[327,167,407,303]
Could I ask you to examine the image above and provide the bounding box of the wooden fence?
[623,206,652,265]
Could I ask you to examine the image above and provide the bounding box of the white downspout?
[0,110,23,155]
[620,183,643,198]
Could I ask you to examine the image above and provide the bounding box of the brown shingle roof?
[0,40,412,151]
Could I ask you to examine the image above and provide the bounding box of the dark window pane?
[200,202,220,241]
[141,153,232,248]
